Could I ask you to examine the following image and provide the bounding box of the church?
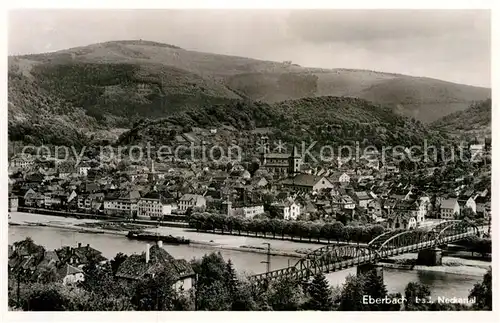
[259,137,302,177]
[259,138,334,193]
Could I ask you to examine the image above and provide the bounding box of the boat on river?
[126,230,190,245]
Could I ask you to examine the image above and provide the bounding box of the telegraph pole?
[261,243,271,273]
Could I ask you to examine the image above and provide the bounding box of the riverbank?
[378,253,489,277]
[9,212,492,275]
[8,219,305,258]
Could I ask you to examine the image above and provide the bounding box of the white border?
[1,1,498,323]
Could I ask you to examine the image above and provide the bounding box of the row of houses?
[20,187,207,219]
[8,239,195,291]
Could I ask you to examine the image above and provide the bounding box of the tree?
[331,221,345,242]
[196,281,231,311]
[469,267,492,310]
[304,273,334,311]
[363,269,389,310]
[309,223,322,242]
[192,252,232,310]
[299,222,311,241]
[459,207,475,221]
[225,260,238,297]
[23,284,67,311]
[81,260,114,295]
[231,281,260,311]
[35,266,58,284]
[321,223,333,243]
[404,282,431,311]
[368,225,385,241]
[172,290,195,311]
[338,274,367,311]
[267,277,306,311]
[131,271,176,311]
[248,161,260,177]
[110,252,128,276]
[193,252,229,287]
[232,216,243,235]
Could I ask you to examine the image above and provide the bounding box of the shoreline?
[378,262,488,277]
[9,219,491,276]
[9,222,304,257]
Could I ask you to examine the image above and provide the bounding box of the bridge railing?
[249,220,481,283]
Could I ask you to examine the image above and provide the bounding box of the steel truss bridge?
[249,220,482,283]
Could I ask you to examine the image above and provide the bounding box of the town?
[7,131,493,311]
[8,134,492,230]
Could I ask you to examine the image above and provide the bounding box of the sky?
[8,9,491,87]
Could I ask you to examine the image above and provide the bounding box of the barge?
[126,230,190,245]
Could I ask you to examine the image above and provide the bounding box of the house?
[382,163,400,174]
[469,144,485,160]
[80,182,100,193]
[389,199,426,225]
[367,199,382,220]
[9,154,35,169]
[281,174,334,192]
[58,263,85,285]
[56,243,107,268]
[78,164,92,177]
[103,190,141,217]
[78,193,105,212]
[57,164,76,179]
[330,172,351,184]
[43,192,67,208]
[251,177,268,188]
[179,194,206,213]
[301,200,318,217]
[115,242,195,291]
[458,193,477,214]
[23,189,45,207]
[9,239,46,274]
[333,195,356,210]
[232,204,265,219]
[137,192,173,219]
[241,170,251,180]
[36,250,60,269]
[474,195,489,216]
[387,214,417,230]
[212,171,230,183]
[8,195,19,212]
[440,198,460,219]
[274,199,301,220]
[352,191,373,208]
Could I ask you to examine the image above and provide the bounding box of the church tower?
[288,145,301,175]
[259,136,270,165]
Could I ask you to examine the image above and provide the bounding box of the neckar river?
[9,224,486,300]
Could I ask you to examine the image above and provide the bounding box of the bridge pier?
[357,263,383,280]
[417,247,442,266]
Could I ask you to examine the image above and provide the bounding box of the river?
[9,212,489,299]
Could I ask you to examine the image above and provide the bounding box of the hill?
[117,96,450,154]
[8,40,490,130]
[7,40,490,148]
[431,99,492,138]
[8,65,96,147]
[227,70,491,122]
